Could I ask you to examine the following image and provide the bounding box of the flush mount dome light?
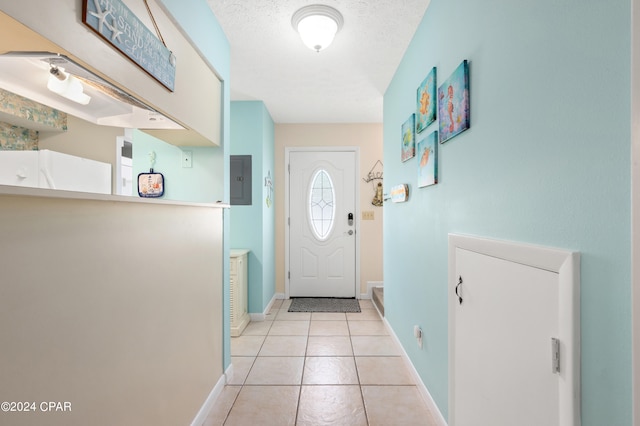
[292,4,344,52]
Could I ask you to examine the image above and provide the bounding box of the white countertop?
[0,184,230,209]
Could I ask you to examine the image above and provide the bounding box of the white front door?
[288,150,356,298]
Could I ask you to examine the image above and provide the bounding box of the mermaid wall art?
[438,60,470,143]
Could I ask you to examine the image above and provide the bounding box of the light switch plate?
[362,211,374,220]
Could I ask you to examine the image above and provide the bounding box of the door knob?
[348,230,354,235]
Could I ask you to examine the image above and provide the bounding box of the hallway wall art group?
[399,60,470,190]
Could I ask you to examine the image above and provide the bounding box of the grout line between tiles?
[223,304,416,426]
[293,333,311,426]
[220,385,241,425]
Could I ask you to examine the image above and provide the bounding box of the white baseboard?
[224,362,234,385]
[249,313,264,321]
[250,293,284,322]
[382,317,447,426]
[366,281,383,299]
[190,371,227,426]
[371,297,384,318]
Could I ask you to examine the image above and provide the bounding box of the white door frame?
[284,146,361,299]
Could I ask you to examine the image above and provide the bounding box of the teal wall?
[132,131,222,202]
[261,104,276,310]
[383,0,631,424]
[230,101,276,314]
[144,0,232,369]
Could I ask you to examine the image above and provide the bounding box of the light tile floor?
[204,299,439,426]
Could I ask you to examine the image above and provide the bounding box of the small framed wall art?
[416,67,437,133]
[438,60,470,143]
[401,114,416,162]
[417,131,438,188]
[138,169,164,198]
[390,184,410,203]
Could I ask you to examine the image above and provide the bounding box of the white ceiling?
[206,0,431,123]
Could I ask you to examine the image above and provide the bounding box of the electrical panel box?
[230,155,252,205]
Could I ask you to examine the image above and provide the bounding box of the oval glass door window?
[308,169,336,240]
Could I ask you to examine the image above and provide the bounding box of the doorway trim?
[284,146,361,299]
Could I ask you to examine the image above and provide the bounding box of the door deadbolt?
[348,212,354,226]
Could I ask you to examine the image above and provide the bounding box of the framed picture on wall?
[401,114,416,162]
[418,131,438,188]
[438,60,470,143]
[138,170,164,198]
[416,67,437,133]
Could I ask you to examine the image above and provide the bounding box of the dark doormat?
[288,298,361,313]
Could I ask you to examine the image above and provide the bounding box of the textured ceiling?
[207,0,430,123]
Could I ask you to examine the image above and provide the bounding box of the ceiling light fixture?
[292,5,344,52]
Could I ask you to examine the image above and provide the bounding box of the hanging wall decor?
[138,151,164,198]
[363,160,384,206]
[401,114,416,162]
[265,170,273,208]
[438,60,470,143]
[416,67,437,133]
[390,184,410,203]
[83,0,176,91]
[417,131,438,188]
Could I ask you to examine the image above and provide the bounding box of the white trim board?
[382,316,447,426]
[190,372,227,426]
[249,293,284,321]
[448,233,580,426]
[249,313,265,322]
[365,280,383,299]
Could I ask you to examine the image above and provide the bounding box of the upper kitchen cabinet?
[0,0,222,147]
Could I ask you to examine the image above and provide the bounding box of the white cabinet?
[0,150,111,194]
[448,234,580,426]
[230,249,250,337]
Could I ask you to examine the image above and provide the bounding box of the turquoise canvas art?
[438,60,470,143]
[416,67,436,133]
[418,131,438,188]
[401,114,415,162]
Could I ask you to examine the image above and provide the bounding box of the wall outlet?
[362,211,374,220]
[414,325,423,349]
[182,150,193,168]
